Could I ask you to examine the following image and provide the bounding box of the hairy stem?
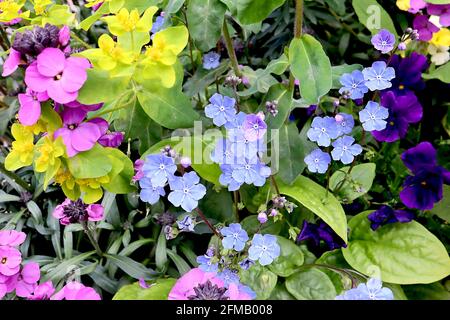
[195,208,222,239]
[222,19,242,77]
[289,0,304,90]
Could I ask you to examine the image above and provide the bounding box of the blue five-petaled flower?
[307,116,340,147]
[139,177,166,205]
[304,149,331,174]
[339,70,369,100]
[205,93,237,127]
[248,234,280,266]
[362,61,396,91]
[336,278,394,300]
[221,223,249,252]
[331,136,363,165]
[142,154,177,187]
[168,172,207,212]
[196,255,219,273]
[203,52,221,70]
[359,101,389,132]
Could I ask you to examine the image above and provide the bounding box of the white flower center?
[219,106,225,111]
[159,164,165,170]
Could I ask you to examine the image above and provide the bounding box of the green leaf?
[137,87,200,129]
[113,278,177,300]
[268,284,296,300]
[268,236,304,277]
[289,35,332,104]
[241,215,282,236]
[277,175,348,243]
[332,64,363,89]
[261,84,293,130]
[165,0,186,13]
[403,282,450,300]
[423,62,450,83]
[236,0,287,25]
[67,144,113,179]
[156,230,168,270]
[352,0,399,37]
[103,148,136,194]
[104,254,158,280]
[77,69,130,104]
[423,0,450,4]
[186,0,227,52]
[183,62,229,97]
[286,268,337,300]
[342,211,450,284]
[167,250,191,275]
[329,163,376,202]
[199,188,234,223]
[41,251,96,282]
[431,185,450,222]
[240,264,277,300]
[275,123,307,184]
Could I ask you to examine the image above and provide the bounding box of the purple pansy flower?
[54,108,108,157]
[371,29,396,54]
[25,48,90,104]
[413,15,440,41]
[399,142,450,210]
[297,220,347,252]
[168,172,206,212]
[389,53,428,95]
[368,206,415,231]
[371,91,423,143]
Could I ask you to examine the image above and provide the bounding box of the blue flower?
[371,29,396,54]
[177,215,195,232]
[228,129,266,161]
[359,101,389,131]
[307,116,340,147]
[168,172,207,212]
[248,234,280,266]
[221,223,249,252]
[238,258,254,270]
[203,52,221,70]
[338,70,368,100]
[151,14,166,34]
[362,61,396,91]
[238,285,257,299]
[139,177,165,205]
[224,111,247,130]
[217,269,240,287]
[205,93,236,127]
[336,278,394,300]
[211,138,238,165]
[335,113,354,136]
[231,158,271,187]
[331,136,363,165]
[219,164,243,191]
[142,154,177,187]
[196,255,219,273]
[304,149,331,174]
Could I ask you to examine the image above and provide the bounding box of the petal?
[2,48,22,77]
[47,81,78,104]
[37,48,66,77]
[25,62,52,92]
[18,94,41,126]
[71,123,102,152]
[60,64,87,93]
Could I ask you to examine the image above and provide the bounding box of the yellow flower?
[140,26,188,87]
[34,136,65,173]
[32,0,52,15]
[0,0,28,23]
[5,123,34,171]
[76,175,110,203]
[103,6,158,36]
[55,167,79,199]
[430,28,450,47]
[396,0,410,11]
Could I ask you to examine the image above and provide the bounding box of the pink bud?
[256,111,265,121]
[59,26,71,47]
[180,157,192,168]
[257,212,268,224]
[335,114,344,122]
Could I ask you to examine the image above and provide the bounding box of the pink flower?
[18,88,49,126]
[27,281,55,300]
[54,108,108,157]
[0,273,16,298]
[25,48,90,104]
[0,246,22,276]
[51,281,101,300]
[53,199,104,225]
[132,159,145,182]
[0,230,26,247]
[168,268,253,300]
[63,100,103,112]
[2,48,23,77]
[98,131,124,148]
[409,0,427,13]
[12,262,41,298]
[59,25,71,47]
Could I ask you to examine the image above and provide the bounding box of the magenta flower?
[409,0,427,13]
[58,25,71,47]
[10,262,41,298]
[25,48,90,104]
[27,281,56,300]
[242,113,267,142]
[2,48,23,77]
[428,4,450,27]
[18,88,49,126]
[0,230,26,247]
[53,198,104,225]
[168,268,253,300]
[0,246,22,276]
[98,131,124,148]
[54,108,108,157]
[413,15,440,42]
[51,281,101,300]
[132,159,145,182]
[63,100,103,112]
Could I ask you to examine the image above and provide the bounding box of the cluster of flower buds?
[265,100,279,117]
[224,75,242,87]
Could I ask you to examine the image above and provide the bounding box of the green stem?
[222,19,242,77]
[70,31,91,49]
[182,8,197,74]
[82,222,103,257]
[0,162,32,191]
[289,0,304,90]
[233,191,240,222]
